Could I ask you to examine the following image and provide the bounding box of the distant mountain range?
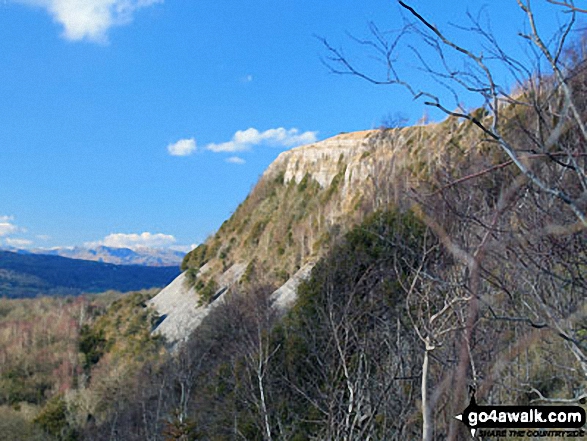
[0,250,181,298]
[2,245,185,267]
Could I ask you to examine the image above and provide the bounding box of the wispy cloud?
[13,0,163,42]
[226,156,246,164]
[5,238,33,248]
[0,216,31,248]
[167,138,197,156]
[86,232,177,249]
[206,127,318,153]
[0,216,19,237]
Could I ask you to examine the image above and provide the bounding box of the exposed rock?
[148,272,207,348]
[270,262,315,310]
[216,262,247,291]
[266,130,376,188]
[149,262,247,349]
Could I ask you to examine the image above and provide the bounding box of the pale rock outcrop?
[267,130,376,188]
[148,272,208,348]
[270,262,315,310]
[149,262,246,350]
[264,129,405,211]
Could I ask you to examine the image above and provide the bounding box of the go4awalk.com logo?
[455,393,586,438]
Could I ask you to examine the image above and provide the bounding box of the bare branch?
[547,0,587,14]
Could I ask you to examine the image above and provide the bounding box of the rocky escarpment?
[266,130,374,187]
[150,123,466,348]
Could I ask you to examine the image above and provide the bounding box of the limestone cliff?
[266,130,374,187]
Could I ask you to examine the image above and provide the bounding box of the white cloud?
[205,140,247,153]
[5,238,33,248]
[226,156,246,164]
[13,0,163,42]
[167,138,197,156]
[0,216,18,237]
[87,232,177,249]
[206,127,318,153]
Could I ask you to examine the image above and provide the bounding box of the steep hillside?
[182,121,492,279]
[0,250,181,298]
[151,118,499,346]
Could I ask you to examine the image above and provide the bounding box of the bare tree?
[320,3,587,439]
[322,0,587,225]
[403,243,470,441]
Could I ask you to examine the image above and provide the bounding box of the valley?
[0,250,180,298]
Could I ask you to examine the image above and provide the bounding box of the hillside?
[0,250,181,298]
[139,105,587,439]
[151,121,492,346]
[5,71,587,439]
[180,122,478,281]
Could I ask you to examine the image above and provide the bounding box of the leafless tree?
[320,3,587,438]
[322,0,587,225]
[402,240,469,441]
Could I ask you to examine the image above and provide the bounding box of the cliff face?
[267,131,374,187]
[151,120,479,347]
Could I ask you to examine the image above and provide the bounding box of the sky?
[0,0,573,252]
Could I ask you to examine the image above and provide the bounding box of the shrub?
[33,394,74,439]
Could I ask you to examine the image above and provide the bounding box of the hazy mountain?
[3,245,185,267]
[0,250,181,298]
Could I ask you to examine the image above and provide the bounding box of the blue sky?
[0,0,571,252]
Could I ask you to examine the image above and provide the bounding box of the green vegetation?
[44,209,459,438]
[181,243,208,271]
[0,289,164,440]
[197,277,218,305]
[269,209,429,439]
[181,162,352,293]
[79,325,106,372]
[33,395,75,440]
